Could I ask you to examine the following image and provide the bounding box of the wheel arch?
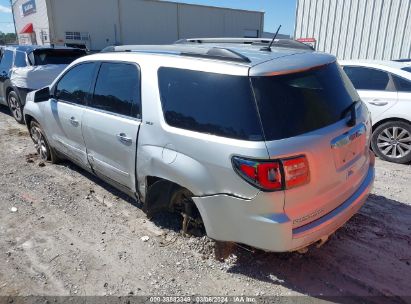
[24,114,36,129]
[143,175,195,214]
[372,117,411,132]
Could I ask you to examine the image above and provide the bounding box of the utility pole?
[9,0,18,43]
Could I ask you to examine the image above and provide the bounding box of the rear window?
[402,67,411,73]
[251,63,359,141]
[32,49,86,65]
[158,68,263,141]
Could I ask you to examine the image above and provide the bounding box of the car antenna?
[261,25,282,52]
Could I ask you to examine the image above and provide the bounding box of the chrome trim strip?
[292,164,374,237]
[331,123,366,148]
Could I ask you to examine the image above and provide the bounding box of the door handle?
[69,117,79,126]
[116,133,132,145]
[369,99,388,106]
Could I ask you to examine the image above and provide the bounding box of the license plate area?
[331,123,367,169]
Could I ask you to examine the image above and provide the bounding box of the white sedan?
[340,60,411,164]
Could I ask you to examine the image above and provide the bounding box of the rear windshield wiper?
[341,100,359,127]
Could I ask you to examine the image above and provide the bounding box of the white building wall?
[119,0,179,44]
[16,0,263,50]
[294,0,411,60]
[12,0,50,45]
[47,0,119,50]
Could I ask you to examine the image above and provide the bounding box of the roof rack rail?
[101,44,251,63]
[180,47,251,63]
[176,38,314,50]
[175,38,272,45]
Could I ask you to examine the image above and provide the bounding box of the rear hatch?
[249,55,372,229]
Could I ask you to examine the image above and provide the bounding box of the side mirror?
[34,86,51,103]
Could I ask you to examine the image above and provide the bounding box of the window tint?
[252,63,359,141]
[0,50,13,72]
[14,51,27,68]
[158,68,263,141]
[393,75,411,92]
[91,63,141,118]
[343,66,390,90]
[55,63,95,104]
[33,49,86,65]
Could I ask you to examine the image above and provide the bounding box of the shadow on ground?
[222,194,411,304]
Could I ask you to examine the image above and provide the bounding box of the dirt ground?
[0,106,410,303]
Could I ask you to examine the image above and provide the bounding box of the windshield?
[402,67,411,73]
[32,49,86,66]
[251,63,359,141]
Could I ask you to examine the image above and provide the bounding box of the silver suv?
[23,41,375,252]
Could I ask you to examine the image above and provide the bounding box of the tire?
[7,91,24,124]
[371,121,411,164]
[29,120,59,163]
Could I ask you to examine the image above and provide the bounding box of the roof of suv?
[95,43,336,75]
[4,45,84,53]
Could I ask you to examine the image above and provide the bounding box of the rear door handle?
[69,117,79,126]
[369,99,388,106]
[116,133,132,145]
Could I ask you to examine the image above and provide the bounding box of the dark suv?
[0,45,86,123]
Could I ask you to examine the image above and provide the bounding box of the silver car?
[23,42,375,252]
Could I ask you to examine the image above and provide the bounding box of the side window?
[393,75,411,92]
[0,50,14,72]
[343,66,390,91]
[14,51,27,68]
[90,63,141,118]
[55,63,95,104]
[158,67,263,141]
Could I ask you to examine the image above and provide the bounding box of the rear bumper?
[193,163,374,252]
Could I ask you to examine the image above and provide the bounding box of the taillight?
[232,155,309,192]
[282,157,310,189]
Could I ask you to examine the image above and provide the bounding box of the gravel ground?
[0,106,410,303]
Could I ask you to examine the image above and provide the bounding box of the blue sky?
[0,0,14,33]
[0,0,297,35]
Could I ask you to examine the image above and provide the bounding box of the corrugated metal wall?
[294,0,411,60]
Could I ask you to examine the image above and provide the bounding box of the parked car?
[340,60,411,164]
[24,42,374,252]
[0,46,86,124]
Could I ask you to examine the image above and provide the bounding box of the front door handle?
[369,99,389,106]
[69,117,79,126]
[116,133,132,145]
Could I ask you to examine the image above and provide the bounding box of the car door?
[82,62,142,191]
[0,50,14,105]
[43,62,97,168]
[343,66,398,121]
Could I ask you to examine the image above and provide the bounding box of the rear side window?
[14,51,27,68]
[252,63,359,141]
[343,66,390,90]
[33,49,86,65]
[55,63,95,104]
[0,50,13,72]
[393,75,411,92]
[158,68,263,141]
[90,63,141,118]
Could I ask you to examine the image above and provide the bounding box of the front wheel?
[8,91,24,124]
[371,121,411,164]
[29,121,59,163]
